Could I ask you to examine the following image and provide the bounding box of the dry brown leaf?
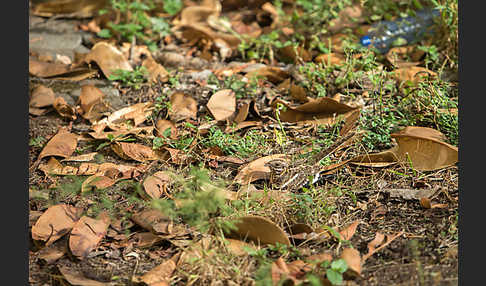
[273,97,358,126]
[340,248,362,277]
[39,157,145,177]
[53,97,77,120]
[419,197,448,209]
[84,42,133,78]
[224,238,257,256]
[30,85,55,109]
[61,152,98,162]
[271,257,292,285]
[29,58,98,80]
[78,85,109,121]
[81,174,117,192]
[37,239,67,264]
[207,89,236,121]
[390,126,458,171]
[111,142,160,162]
[133,258,176,286]
[168,92,198,122]
[38,129,78,161]
[58,266,109,286]
[225,121,262,133]
[362,231,404,262]
[278,45,312,63]
[306,253,333,265]
[142,57,169,83]
[315,53,346,66]
[246,66,289,84]
[31,204,83,245]
[143,171,172,199]
[393,66,437,84]
[226,215,290,246]
[131,209,171,234]
[133,232,164,248]
[289,83,309,103]
[233,101,251,123]
[31,0,108,17]
[338,220,360,241]
[69,212,110,259]
[94,102,153,131]
[340,109,361,137]
[386,46,424,68]
[328,4,365,33]
[89,128,154,141]
[234,154,289,185]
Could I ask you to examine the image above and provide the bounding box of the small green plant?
[151,166,235,233]
[322,259,348,285]
[29,136,46,148]
[108,66,149,89]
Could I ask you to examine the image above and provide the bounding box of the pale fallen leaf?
[84,42,133,78]
[131,209,171,234]
[29,58,98,80]
[132,258,176,286]
[78,85,109,121]
[133,232,164,248]
[94,102,153,131]
[39,157,145,177]
[58,266,109,286]
[30,85,55,109]
[88,127,154,140]
[31,0,107,17]
[338,220,360,241]
[38,129,78,161]
[224,238,258,256]
[81,174,117,192]
[142,57,169,83]
[207,89,236,121]
[61,152,98,162]
[234,154,289,185]
[226,215,290,246]
[156,119,178,139]
[168,92,198,122]
[69,212,110,259]
[386,46,424,68]
[143,171,172,199]
[31,204,83,245]
[362,231,404,262]
[246,66,289,84]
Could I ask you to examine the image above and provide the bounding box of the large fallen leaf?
[390,126,458,171]
[206,89,236,121]
[31,204,83,245]
[30,85,55,109]
[31,0,108,17]
[226,215,290,246]
[84,42,133,78]
[38,129,78,161]
[168,92,198,121]
[111,142,160,162]
[29,58,98,80]
[273,98,358,126]
[340,248,362,277]
[246,66,289,84]
[234,154,289,185]
[69,212,110,259]
[143,171,173,199]
[58,266,109,286]
[392,66,437,84]
[132,258,176,286]
[78,85,109,121]
[39,157,146,177]
[93,102,153,132]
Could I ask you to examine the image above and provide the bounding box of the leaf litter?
[29,1,458,285]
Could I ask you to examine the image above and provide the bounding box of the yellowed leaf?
[29,58,97,80]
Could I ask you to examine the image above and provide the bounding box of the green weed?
[108,66,149,89]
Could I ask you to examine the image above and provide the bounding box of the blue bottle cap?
[360,35,371,46]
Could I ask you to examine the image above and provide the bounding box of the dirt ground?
[28,5,458,286]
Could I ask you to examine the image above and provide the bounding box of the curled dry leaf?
[225,121,262,133]
[38,129,78,161]
[31,0,108,17]
[392,66,437,84]
[338,220,360,241]
[53,97,77,120]
[132,258,176,286]
[31,204,83,245]
[273,98,358,126]
[143,171,172,199]
[142,57,169,83]
[419,197,448,209]
[78,85,109,121]
[390,126,458,171]
[169,92,198,122]
[39,157,146,178]
[133,232,164,248]
[29,58,98,80]
[84,42,133,78]
[111,142,160,162]
[340,248,362,277]
[100,102,153,131]
[207,89,236,121]
[58,266,109,286]
[233,101,251,123]
[246,66,289,84]
[69,212,110,259]
[350,147,399,168]
[226,215,290,246]
[234,154,289,185]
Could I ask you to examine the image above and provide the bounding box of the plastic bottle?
[360,8,441,54]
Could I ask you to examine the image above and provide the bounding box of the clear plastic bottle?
[360,8,441,54]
